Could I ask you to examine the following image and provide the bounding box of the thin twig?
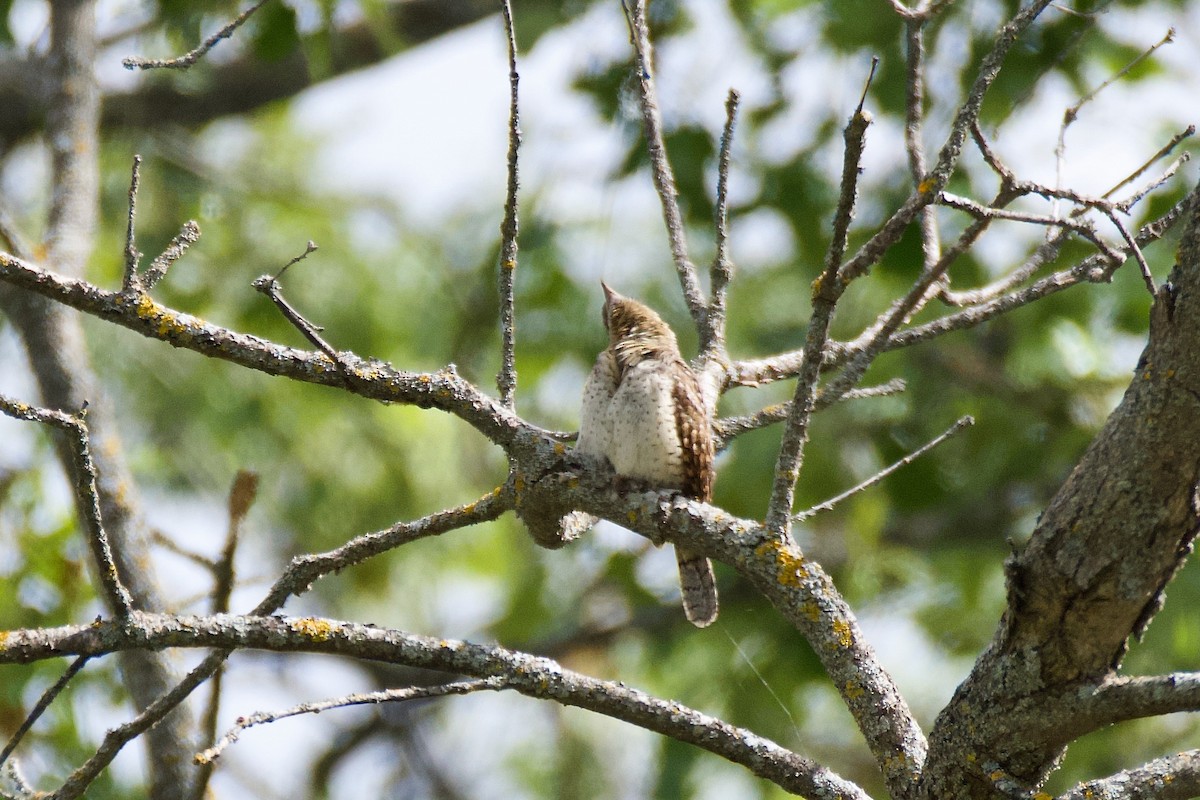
[902,16,941,272]
[43,485,514,800]
[622,0,708,336]
[0,207,34,261]
[213,470,258,614]
[123,155,142,293]
[1106,125,1195,203]
[1107,210,1155,294]
[0,656,93,770]
[795,416,974,521]
[713,379,906,450]
[123,0,273,70]
[764,68,874,537]
[838,0,1056,284]
[708,88,741,355]
[151,529,218,570]
[1055,28,1176,219]
[193,471,259,800]
[496,0,521,410]
[197,678,505,764]
[143,220,201,291]
[251,242,344,367]
[1115,153,1191,213]
[0,396,134,619]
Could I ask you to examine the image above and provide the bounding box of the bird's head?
[601,283,680,368]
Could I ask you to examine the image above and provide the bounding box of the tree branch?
[764,91,873,537]
[1058,750,1200,800]
[0,252,546,457]
[122,0,272,70]
[707,88,740,358]
[0,612,872,800]
[915,184,1200,797]
[623,0,709,335]
[496,0,521,409]
[0,396,134,618]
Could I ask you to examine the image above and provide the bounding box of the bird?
[577,283,718,627]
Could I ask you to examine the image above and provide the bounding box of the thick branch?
[0,253,546,458]
[520,464,928,792]
[0,612,870,800]
[1058,751,1200,800]
[916,186,1200,797]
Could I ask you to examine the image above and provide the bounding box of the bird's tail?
[676,547,718,627]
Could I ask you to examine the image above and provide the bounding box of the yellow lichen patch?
[0,630,8,647]
[567,476,580,489]
[755,538,810,587]
[918,177,936,194]
[1166,369,1176,379]
[418,374,432,384]
[801,600,821,622]
[133,293,159,319]
[502,260,516,271]
[843,679,864,700]
[554,442,566,455]
[627,509,638,525]
[831,618,852,648]
[291,617,336,641]
[966,753,977,763]
[1033,793,1054,800]
[989,770,1005,781]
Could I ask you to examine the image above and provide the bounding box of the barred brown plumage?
[577,283,718,627]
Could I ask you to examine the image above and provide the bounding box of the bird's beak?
[601,282,617,332]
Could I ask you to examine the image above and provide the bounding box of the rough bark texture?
[0,3,198,797]
[916,190,1200,798]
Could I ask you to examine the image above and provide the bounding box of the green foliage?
[3,0,1198,796]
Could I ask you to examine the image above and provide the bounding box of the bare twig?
[838,0,1056,284]
[902,15,941,272]
[731,185,1194,388]
[1106,210,1155,294]
[0,656,93,771]
[764,78,873,537]
[197,678,506,764]
[496,0,521,409]
[41,484,514,800]
[123,155,142,293]
[0,207,34,261]
[251,242,344,366]
[123,0,273,70]
[795,416,974,521]
[143,220,201,290]
[1055,28,1176,218]
[213,470,258,614]
[189,470,258,799]
[1114,154,1191,214]
[713,378,907,450]
[622,0,708,336]
[1106,125,1194,203]
[0,395,134,619]
[0,250,544,452]
[707,88,740,355]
